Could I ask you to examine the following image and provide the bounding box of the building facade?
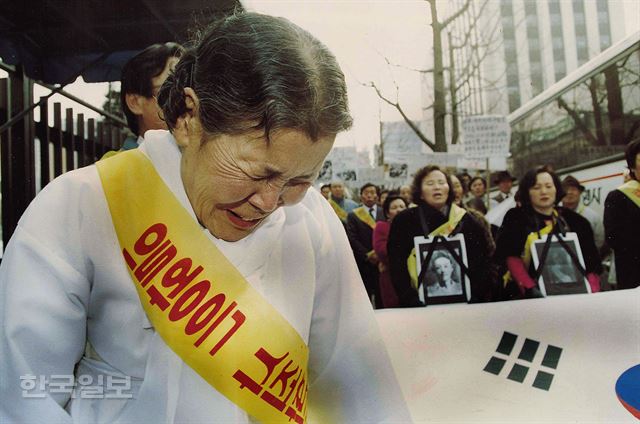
[434,0,628,117]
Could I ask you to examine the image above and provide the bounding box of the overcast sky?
[243,0,432,155]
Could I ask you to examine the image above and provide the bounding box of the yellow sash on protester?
[353,206,376,229]
[328,198,348,222]
[502,210,557,287]
[97,150,310,424]
[408,204,467,289]
[619,180,640,208]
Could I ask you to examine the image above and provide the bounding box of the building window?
[573,0,584,13]
[555,60,566,82]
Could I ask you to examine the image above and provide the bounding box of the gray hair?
[157,12,353,141]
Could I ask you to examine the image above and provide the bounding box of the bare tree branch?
[372,46,439,73]
[442,0,473,28]
[364,81,436,151]
[557,98,598,145]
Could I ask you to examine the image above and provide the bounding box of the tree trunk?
[604,66,625,145]
[448,31,459,145]
[429,0,448,152]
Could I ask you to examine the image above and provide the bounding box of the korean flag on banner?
[376,288,640,422]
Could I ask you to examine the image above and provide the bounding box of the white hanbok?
[0,130,411,423]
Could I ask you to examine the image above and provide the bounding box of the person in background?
[328,180,358,223]
[450,174,465,207]
[458,172,472,203]
[387,166,493,307]
[121,42,184,146]
[372,194,408,308]
[378,188,390,207]
[451,173,498,293]
[490,170,516,208]
[320,183,331,200]
[495,167,602,299]
[604,139,640,290]
[466,176,488,214]
[399,184,415,207]
[0,12,411,422]
[561,175,604,251]
[346,183,384,307]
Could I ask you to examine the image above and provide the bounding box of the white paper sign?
[461,116,511,159]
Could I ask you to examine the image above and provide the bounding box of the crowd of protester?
[326,139,640,308]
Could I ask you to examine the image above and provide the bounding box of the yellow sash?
[353,206,376,229]
[97,150,309,423]
[408,204,467,289]
[502,210,556,287]
[619,180,640,208]
[328,198,348,222]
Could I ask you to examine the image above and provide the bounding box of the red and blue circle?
[616,364,640,419]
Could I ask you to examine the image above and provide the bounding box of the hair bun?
[157,50,196,128]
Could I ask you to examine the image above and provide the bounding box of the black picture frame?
[413,234,470,305]
[531,232,591,296]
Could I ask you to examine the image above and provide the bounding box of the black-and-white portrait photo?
[531,233,591,296]
[318,160,332,181]
[424,250,463,297]
[389,163,408,179]
[338,169,357,182]
[414,234,470,304]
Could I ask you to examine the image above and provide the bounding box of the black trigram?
[483,331,562,391]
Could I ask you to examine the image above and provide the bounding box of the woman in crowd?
[452,173,496,260]
[0,12,410,423]
[387,166,494,307]
[494,167,602,299]
[378,188,390,207]
[450,174,465,207]
[466,176,488,214]
[372,195,408,308]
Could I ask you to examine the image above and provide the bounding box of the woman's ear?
[183,87,199,114]
[173,87,202,148]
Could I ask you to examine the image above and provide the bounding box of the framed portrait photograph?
[530,232,591,296]
[389,163,408,179]
[413,233,471,305]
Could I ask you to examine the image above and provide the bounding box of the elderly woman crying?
[0,12,411,424]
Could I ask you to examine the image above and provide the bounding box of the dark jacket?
[387,202,493,307]
[604,189,640,289]
[346,205,385,297]
[494,206,603,278]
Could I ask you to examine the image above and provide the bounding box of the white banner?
[326,147,359,183]
[457,156,508,171]
[461,115,511,159]
[376,289,640,422]
[422,152,462,169]
[357,167,386,187]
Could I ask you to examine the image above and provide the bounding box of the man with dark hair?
[120,42,184,148]
[319,183,331,200]
[346,183,384,307]
[490,170,516,207]
[604,139,640,289]
[561,175,604,250]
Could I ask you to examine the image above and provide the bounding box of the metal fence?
[0,63,129,252]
